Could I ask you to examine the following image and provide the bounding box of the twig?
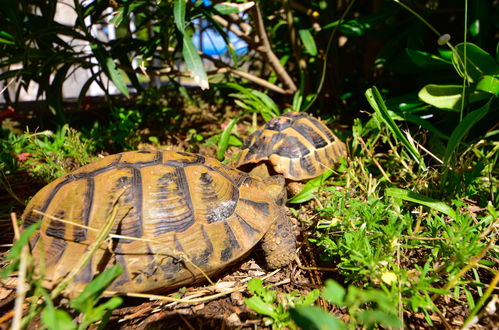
[211,15,254,45]
[249,3,296,93]
[11,213,28,330]
[431,238,496,303]
[358,136,392,182]
[283,0,306,71]
[463,269,499,327]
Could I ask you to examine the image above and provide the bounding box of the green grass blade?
[385,187,456,219]
[443,98,491,163]
[365,86,426,170]
[217,118,239,161]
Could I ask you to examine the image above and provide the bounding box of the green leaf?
[213,4,239,15]
[0,31,15,45]
[365,87,425,169]
[41,308,76,330]
[182,34,209,90]
[105,58,129,97]
[321,279,346,306]
[385,187,457,219]
[357,310,402,328]
[299,29,317,56]
[406,48,450,70]
[452,43,499,83]
[418,84,489,111]
[444,99,491,163]
[217,118,239,161]
[173,0,186,33]
[287,169,333,204]
[290,306,346,330]
[244,296,278,318]
[70,264,123,312]
[84,297,123,325]
[300,289,321,306]
[476,75,499,95]
[0,221,41,279]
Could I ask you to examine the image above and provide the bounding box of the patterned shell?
[22,151,281,293]
[236,112,347,181]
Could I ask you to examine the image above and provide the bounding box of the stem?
[460,0,468,122]
[463,270,499,327]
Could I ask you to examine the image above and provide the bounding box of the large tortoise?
[22,151,295,293]
[236,112,346,193]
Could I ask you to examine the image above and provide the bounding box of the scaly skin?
[261,206,296,269]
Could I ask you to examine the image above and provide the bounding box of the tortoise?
[22,151,295,293]
[236,111,347,194]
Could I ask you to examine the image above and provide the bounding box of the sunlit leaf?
[366,87,425,169]
[182,35,209,90]
[418,84,489,111]
[476,75,499,95]
[444,99,491,163]
[290,306,346,330]
[299,29,317,56]
[385,187,456,219]
[105,58,129,97]
[41,308,76,330]
[217,117,239,161]
[452,43,498,83]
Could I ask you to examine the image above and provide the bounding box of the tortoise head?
[262,174,287,206]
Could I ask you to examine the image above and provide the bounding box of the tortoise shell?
[236,112,346,181]
[22,151,287,293]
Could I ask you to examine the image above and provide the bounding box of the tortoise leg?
[286,181,304,197]
[261,208,296,269]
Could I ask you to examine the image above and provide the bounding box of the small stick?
[11,213,28,330]
[357,136,392,182]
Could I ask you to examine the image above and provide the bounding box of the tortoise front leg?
[261,208,296,269]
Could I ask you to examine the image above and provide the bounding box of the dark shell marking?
[22,151,276,293]
[237,112,347,181]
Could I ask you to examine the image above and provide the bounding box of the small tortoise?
[236,112,346,193]
[22,151,295,293]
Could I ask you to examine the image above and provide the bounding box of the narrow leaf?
[385,187,457,219]
[182,35,209,90]
[0,221,41,278]
[444,99,491,163]
[217,118,239,161]
[287,169,333,204]
[173,0,186,33]
[299,29,317,56]
[105,58,129,97]
[70,264,123,312]
[366,87,425,169]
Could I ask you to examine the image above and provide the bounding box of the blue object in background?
[191,0,248,56]
[192,25,248,56]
